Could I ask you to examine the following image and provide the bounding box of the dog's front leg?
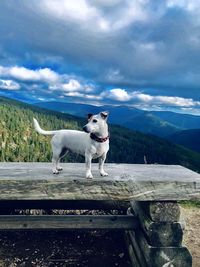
[99,153,108,177]
[85,153,93,179]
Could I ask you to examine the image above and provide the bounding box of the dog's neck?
[90,132,109,143]
[90,124,109,143]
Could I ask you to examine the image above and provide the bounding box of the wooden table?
[0,162,199,267]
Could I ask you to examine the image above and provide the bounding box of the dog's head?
[83,111,109,134]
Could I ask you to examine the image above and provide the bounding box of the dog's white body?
[33,112,109,179]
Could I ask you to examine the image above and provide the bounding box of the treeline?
[0,97,82,162]
[1,96,200,173]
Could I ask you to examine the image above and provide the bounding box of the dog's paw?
[53,169,59,174]
[86,172,93,179]
[100,171,108,177]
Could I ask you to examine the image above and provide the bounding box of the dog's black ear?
[100,111,109,120]
[87,113,93,120]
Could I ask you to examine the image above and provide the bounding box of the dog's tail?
[33,118,58,135]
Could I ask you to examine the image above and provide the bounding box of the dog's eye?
[92,119,98,123]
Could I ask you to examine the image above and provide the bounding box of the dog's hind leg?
[52,146,69,174]
[51,135,67,174]
[52,152,60,174]
[51,144,65,174]
[57,147,68,171]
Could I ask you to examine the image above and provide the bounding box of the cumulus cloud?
[0,66,59,83]
[0,64,98,99]
[0,65,87,90]
[49,79,82,91]
[49,78,95,94]
[152,96,200,107]
[64,91,102,100]
[102,88,200,107]
[102,88,132,101]
[61,79,81,92]
[133,93,200,107]
[0,79,20,90]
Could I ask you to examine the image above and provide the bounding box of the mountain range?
[35,101,200,138]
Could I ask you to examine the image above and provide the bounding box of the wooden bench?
[1,162,200,267]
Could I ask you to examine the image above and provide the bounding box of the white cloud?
[64,91,102,100]
[110,1,148,30]
[84,94,102,100]
[167,0,199,12]
[37,0,149,32]
[0,66,59,83]
[132,92,200,107]
[61,79,81,92]
[103,88,132,101]
[37,97,46,101]
[0,79,20,90]
[133,92,153,102]
[101,88,200,107]
[64,92,84,97]
[49,78,96,94]
[40,0,99,23]
[0,65,98,98]
[154,95,200,107]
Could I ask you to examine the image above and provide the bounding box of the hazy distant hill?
[168,129,200,153]
[152,111,200,129]
[35,101,180,137]
[1,96,200,173]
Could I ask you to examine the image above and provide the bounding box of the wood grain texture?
[0,215,138,230]
[125,231,147,267]
[0,163,200,201]
[136,229,192,267]
[124,232,142,267]
[136,201,181,222]
[131,202,183,247]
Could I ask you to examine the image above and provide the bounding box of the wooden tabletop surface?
[0,163,199,201]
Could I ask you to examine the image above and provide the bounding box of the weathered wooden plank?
[137,201,181,222]
[0,215,138,230]
[124,232,141,267]
[0,178,199,201]
[1,163,200,181]
[0,163,200,201]
[131,202,183,246]
[136,229,192,267]
[125,231,147,267]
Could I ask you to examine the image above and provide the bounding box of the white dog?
[33,112,109,179]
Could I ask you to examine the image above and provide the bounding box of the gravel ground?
[0,230,131,267]
[181,206,200,267]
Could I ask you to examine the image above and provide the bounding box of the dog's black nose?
[83,126,89,133]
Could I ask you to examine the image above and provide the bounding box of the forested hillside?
[168,129,200,153]
[1,96,200,173]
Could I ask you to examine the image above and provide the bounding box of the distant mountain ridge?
[152,111,200,129]
[35,101,200,137]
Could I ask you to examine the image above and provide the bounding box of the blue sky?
[0,0,200,114]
